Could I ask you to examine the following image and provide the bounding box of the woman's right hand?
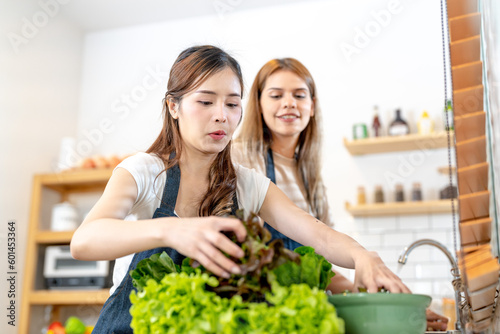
[163,216,247,278]
[353,250,411,293]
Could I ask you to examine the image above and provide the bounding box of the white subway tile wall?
[398,215,431,230]
[341,213,457,300]
[365,216,398,233]
[431,213,458,229]
[384,231,416,248]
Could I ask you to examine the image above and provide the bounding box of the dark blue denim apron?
[92,160,239,333]
[264,148,303,251]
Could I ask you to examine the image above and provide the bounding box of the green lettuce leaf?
[129,251,179,290]
[272,246,335,290]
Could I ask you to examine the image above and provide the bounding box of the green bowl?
[328,293,431,334]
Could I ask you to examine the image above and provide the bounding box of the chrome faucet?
[398,239,464,333]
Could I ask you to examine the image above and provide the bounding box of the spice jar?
[395,184,405,202]
[412,182,422,201]
[374,185,384,203]
[357,186,366,205]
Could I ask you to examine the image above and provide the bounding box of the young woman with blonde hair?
[233,57,448,330]
[233,57,345,288]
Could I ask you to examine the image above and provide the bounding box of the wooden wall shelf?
[438,166,457,175]
[39,168,113,193]
[345,200,457,217]
[343,132,454,155]
[30,289,109,305]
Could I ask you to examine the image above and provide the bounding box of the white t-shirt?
[231,142,334,226]
[109,152,270,294]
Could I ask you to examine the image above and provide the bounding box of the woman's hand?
[353,251,411,293]
[426,309,449,331]
[164,216,247,278]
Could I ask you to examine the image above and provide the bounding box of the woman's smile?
[277,113,300,122]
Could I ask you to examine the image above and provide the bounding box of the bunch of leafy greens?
[130,272,344,333]
[129,210,343,333]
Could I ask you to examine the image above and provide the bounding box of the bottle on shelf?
[444,100,454,131]
[374,185,385,203]
[388,109,410,136]
[357,186,366,205]
[395,184,405,202]
[372,105,382,137]
[412,182,422,201]
[417,110,434,135]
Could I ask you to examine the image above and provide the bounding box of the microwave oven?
[43,245,110,289]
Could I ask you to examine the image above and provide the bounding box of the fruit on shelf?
[65,316,86,334]
[48,322,65,334]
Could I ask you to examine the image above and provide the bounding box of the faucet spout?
[398,238,459,277]
[398,238,463,333]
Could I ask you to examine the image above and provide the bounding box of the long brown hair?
[235,58,327,222]
[147,45,244,216]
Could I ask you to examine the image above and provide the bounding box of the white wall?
[0,1,83,333]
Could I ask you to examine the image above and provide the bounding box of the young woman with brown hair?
[71,46,409,333]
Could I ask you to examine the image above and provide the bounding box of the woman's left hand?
[353,251,411,293]
[426,309,449,331]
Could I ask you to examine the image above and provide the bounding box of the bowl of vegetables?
[328,292,431,334]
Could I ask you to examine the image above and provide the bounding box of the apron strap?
[265,147,276,184]
[263,147,304,251]
[158,152,180,216]
[157,151,239,216]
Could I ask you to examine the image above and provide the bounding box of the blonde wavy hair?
[235,58,327,222]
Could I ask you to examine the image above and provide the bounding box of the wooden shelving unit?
[20,168,113,333]
[345,200,457,217]
[343,131,454,155]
